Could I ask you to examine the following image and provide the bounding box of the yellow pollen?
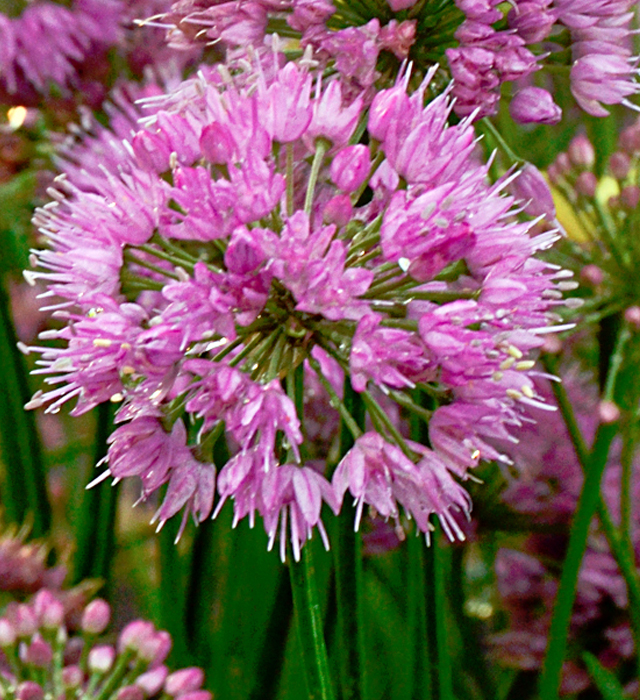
[506,389,523,400]
[121,342,132,350]
[109,393,124,403]
[492,371,503,382]
[93,338,112,348]
[471,449,481,460]
[516,360,535,370]
[507,345,524,359]
[121,366,135,375]
[499,357,515,370]
[521,385,535,398]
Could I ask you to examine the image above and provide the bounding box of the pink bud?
[511,163,556,219]
[132,131,172,173]
[13,604,38,637]
[33,591,64,630]
[0,619,16,647]
[81,600,111,635]
[144,630,172,666]
[16,682,43,700]
[575,171,597,197]
[620,124,640,154]
[200,122,235,165]
[598,400,620,424]
[165,668,205,696]
[175,691,212,700]
[510,87,562,125]
[621,185,640,210]
[116,686,145,700]
[580,264,604,286]
[624,305,640,329]
[23,635,53,668]
[88,645,116,674]
[568,134,595,169]
[330,145,370,193]
[118,621,155,654]
[609,151,630,180]
[386,0,417,9]
[136,666,168,696]
[368,87,405,142]
[61,666,84,689]
[323,194,353,227]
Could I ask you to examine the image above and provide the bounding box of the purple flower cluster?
[0,590,211,700]
[26,55,569,559]
[447,0,639,121]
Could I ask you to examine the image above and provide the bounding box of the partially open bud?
[511,163,556,219]
[510,87,562,125]
[81,600,110,636]
[88,645,116,674]
[165,668,205,696]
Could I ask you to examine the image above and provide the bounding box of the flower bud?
[580,264,604,287]
[23,635,53,668]
[619,124,640,154]
[116,686,145,700]
[165,668,205,696]
[81,600,111,636]
[174,691,212,700]
[322,194,353,227]
[88,645,116,674]
[624,305,640,329]
[132,131,172,173]
[16,682,43,700]
[510,87,562,125]
[609,151,630,180]
[118,621,156,654]
[33,591,64,630]
[511,163,556,219]
[61,666,84,689]
[136,666,168,696]
[200,122,235,165]
[142,630,171,666]
[575,171,597,197]
[0,619,16,647]
[598,400,620,424]
[330,144,370,193]
[568,134,595,169]
[621,185,640,210]
[386,0,418,9]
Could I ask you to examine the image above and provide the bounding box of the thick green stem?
[0,280,50,537]
[290,545,336,700]
[334,382,367,700]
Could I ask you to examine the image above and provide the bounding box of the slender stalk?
[286,143,295,217]
[72,403,119,585]
[305,139,329,215]
[334,381,367,700]
[290,545,336,700]
[0,280,51,537]
[539,420,618,699]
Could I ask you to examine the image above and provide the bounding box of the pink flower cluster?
[27,55,569,559]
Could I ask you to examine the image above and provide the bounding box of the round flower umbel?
[0,590,211,700]
[27,58,570,559]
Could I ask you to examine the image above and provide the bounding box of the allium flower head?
[27,54,569,559]
[0,590,211,700]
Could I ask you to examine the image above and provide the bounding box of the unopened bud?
[116,686,145,700]
[136,666,168,696]
[620,124,640,154]
[61,666,83,689]
[580,264,604,287]
[88,645,116,674]
[323,194,353,227]
[609,151,630,180]
[14,604,37,637]
[33,591,64,630]
[568,134,595,169]
[175,691,212,700]
[624,306,640,329]
[0,619,16,647]
[330,144,370,193]
[511,163,556,219]
[81,600,111,636]
[575,171,597,197]
[598,400,620,424]
[118,621,155,654]
[510,87,562,125]
[16,682,43,700]
[386,0,418,9]
[620,185,640,210]
[165,668,205,696]
[23,635,53,668]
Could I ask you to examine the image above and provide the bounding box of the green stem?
[0,279,51,537]
[72,403,119,586]
[539,420,619,699]
[305,139,329,215]
[289,545,336,700]
[286,143,295,217]
[334,381,367,700]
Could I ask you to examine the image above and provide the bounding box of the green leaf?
[582,652,626,700]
